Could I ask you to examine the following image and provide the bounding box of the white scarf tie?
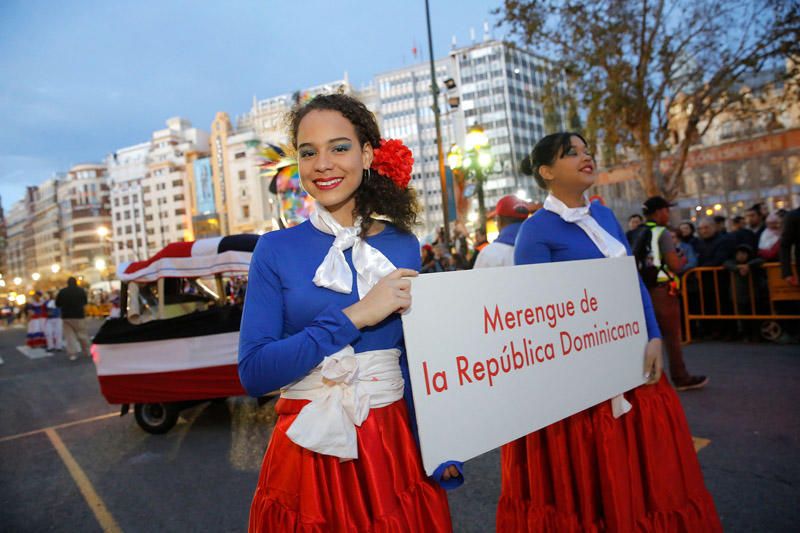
[544,194,628,259]
[309,203,396,299]
[544,193,632,418]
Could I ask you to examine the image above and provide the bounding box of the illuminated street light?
[0,280,5,288]
[465,124,489,150]
[31,272,41,281]
[97,226,110,238]
[447,123,495,233]
[12,277,22,286]
[94,258,107,272]
[51,263,61,274]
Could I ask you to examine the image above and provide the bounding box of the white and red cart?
[91,234,259,433]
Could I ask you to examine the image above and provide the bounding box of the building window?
[175,208,185,216]
[234,152,246,159]
[242,205,250,219]
[238,170,246,180]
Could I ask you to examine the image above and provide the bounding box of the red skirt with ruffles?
[497,376,722,532]
[249,397,452,532]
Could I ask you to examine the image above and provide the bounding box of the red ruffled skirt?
[497,376,722,532]
[249,397,451,532]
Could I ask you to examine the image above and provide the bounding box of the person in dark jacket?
[730,215,758,250]
[697,217,737,266]
[56,277,89,361]
[745,204,766,242]
[696,217,737,334]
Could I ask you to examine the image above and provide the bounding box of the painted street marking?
[45,428,123,533]
[693,436,711,453]
[0,412,119,443]
[16,345,52,359]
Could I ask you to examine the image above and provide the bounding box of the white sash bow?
[282,347,404,460]
[309,203,396,299]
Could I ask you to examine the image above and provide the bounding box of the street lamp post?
[424,0,451,249]
[448,124,493,234]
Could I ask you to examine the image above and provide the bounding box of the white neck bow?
[543,194,627,258]
[309,203,396,299]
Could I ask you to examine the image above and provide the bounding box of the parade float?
[91,234,259,434]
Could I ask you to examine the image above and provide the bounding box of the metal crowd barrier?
[680,263,800,343]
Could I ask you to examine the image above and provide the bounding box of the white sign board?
[401,256,648,475]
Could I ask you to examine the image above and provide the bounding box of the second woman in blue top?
[497,132,721,532]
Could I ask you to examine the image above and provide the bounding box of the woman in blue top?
[497,133,721,532]
[238,94,456,532]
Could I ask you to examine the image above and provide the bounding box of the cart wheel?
[760,320,783,342]
[134,403,180,434]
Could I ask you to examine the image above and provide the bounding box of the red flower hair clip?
[371,139,414,190]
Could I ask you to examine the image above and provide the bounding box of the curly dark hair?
[287,93,419,235]
[520,132,589,190]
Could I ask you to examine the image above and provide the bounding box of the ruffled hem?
[497,376,722,532]
[251,473,449,532]
[497,492,721,533]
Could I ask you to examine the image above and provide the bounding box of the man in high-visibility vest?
[638,196,708,391]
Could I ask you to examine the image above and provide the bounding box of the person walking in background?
[56,277,90,361]
[633,196,708,391]
[25,291,48,349]
[473,195,531,269]
[44,291,64,352]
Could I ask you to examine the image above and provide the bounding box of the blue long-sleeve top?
[239,220,464,489]
[514,202,662,340]
[239,220,420,401]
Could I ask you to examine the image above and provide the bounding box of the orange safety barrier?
[680,262,799,343]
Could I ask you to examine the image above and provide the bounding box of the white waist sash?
[282,346,404,460]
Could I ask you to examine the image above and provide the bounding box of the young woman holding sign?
[238,94,458,532]
[497,132,721,532]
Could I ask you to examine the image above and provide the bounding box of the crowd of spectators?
[422,198,799,343]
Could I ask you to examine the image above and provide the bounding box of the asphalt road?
[0,321,797,532]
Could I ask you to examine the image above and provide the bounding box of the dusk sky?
[0,0,507,210]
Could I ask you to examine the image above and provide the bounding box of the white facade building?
[107,142,150,266]
[225,130,276,234]
[32,177,64,277]
[5,197,29,280]
[58,163,111,281]
[375,59,459,234]
[375,39,565,234]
